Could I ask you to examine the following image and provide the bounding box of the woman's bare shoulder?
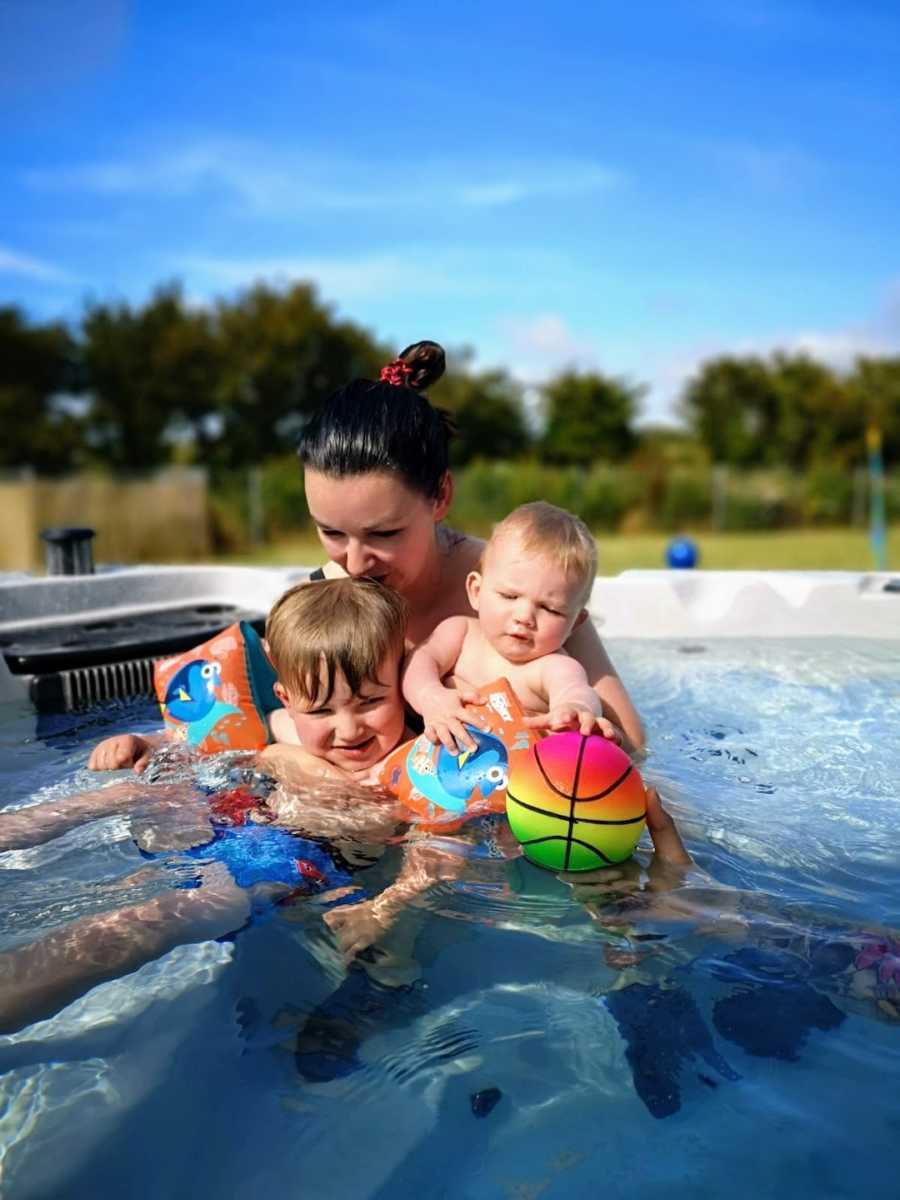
[319,561,347,580]
[443,528,484,572]
[294,562,346,581]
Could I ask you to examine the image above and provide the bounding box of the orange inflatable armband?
[154,621,277,753]
[377,678,537,830]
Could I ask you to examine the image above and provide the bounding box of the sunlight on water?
[1,639,899,1198]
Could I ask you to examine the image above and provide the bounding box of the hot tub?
[1,567,898,1199]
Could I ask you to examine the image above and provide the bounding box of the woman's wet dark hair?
[297,340,455,499]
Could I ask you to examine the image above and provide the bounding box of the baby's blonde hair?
[266,577,407,704]
[487,501,597,607]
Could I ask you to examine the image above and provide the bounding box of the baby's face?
[279,651,405,772]
[467,535,586,664]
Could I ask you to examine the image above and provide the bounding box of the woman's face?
[304,469,451,596]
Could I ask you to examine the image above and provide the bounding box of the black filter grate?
[4,603,268,713]
[30,656,158,712]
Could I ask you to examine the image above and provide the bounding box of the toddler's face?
[467,535,587,663]
[277,651,405,772]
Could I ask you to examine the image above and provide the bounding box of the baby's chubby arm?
[402,617,486,754]
[525,654,622,743]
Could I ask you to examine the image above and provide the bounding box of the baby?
[404,501,620,753]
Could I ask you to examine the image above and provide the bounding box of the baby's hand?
[591,716,623,744]
[524,706,623,744]
[88,733,153,772]
[419,684,486,755]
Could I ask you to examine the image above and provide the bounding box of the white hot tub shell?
[0,566,898,708]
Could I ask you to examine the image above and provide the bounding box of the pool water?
[1,639,899,1199]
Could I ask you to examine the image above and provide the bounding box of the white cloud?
[183,253,414,301]
[22,140,624,214]
[0,245,73,283]
[487,314,633,384]
[458,164,622,208]
[707,140,821,192]
[643,281,900,425]
[701,0,824,33]
[703,0,900,46]
[179,249,516,304]
[486,284,900,428]
[494,313,603,378]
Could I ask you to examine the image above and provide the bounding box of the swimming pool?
[1,635,899,1198]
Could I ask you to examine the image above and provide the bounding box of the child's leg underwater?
[0,782,211,853]
[0,861,249,1036]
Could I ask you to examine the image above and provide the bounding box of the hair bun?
[397,340,446,392]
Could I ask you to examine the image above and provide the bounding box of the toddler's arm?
[526,655,622,742]
[88,731,167,772]
[90,703,302,774]
[403,617,485,753]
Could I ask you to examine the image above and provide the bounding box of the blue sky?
[2,0,899,423]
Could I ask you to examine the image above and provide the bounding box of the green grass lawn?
[223,526,896,573]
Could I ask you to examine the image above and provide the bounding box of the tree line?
[2,282,898,477]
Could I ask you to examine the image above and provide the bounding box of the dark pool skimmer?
[2,602,266,711]
[40,526,97,577]
[0,541,297,713]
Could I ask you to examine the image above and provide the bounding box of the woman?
[297,340,646,752]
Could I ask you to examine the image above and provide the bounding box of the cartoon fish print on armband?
[163,658,242,746]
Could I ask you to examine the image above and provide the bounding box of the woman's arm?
[563,617,645,753]
[324,841,463,960]
[0,781,155,851]
[257,742,352,785]
[0,782,213,853]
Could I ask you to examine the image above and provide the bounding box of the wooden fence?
[0,469,210,572]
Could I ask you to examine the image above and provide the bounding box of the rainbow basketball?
[506,732,646,871]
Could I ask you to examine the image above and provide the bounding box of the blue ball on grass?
[666,537,699,569]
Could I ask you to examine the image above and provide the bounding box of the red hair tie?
[379,359,414,387]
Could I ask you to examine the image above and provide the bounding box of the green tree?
[768,354,848,468]
[213,283,387,467]
[540,370,641,466]
[80,284,222,472]
[680,356,777,467]
[437,366,531,465]
[846,356,900,462]
[0,306,83,474]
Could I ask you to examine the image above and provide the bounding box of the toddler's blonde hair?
[487,501,597,607]
[266,577,407,704]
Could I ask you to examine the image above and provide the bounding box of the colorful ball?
[506,732,646,871]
